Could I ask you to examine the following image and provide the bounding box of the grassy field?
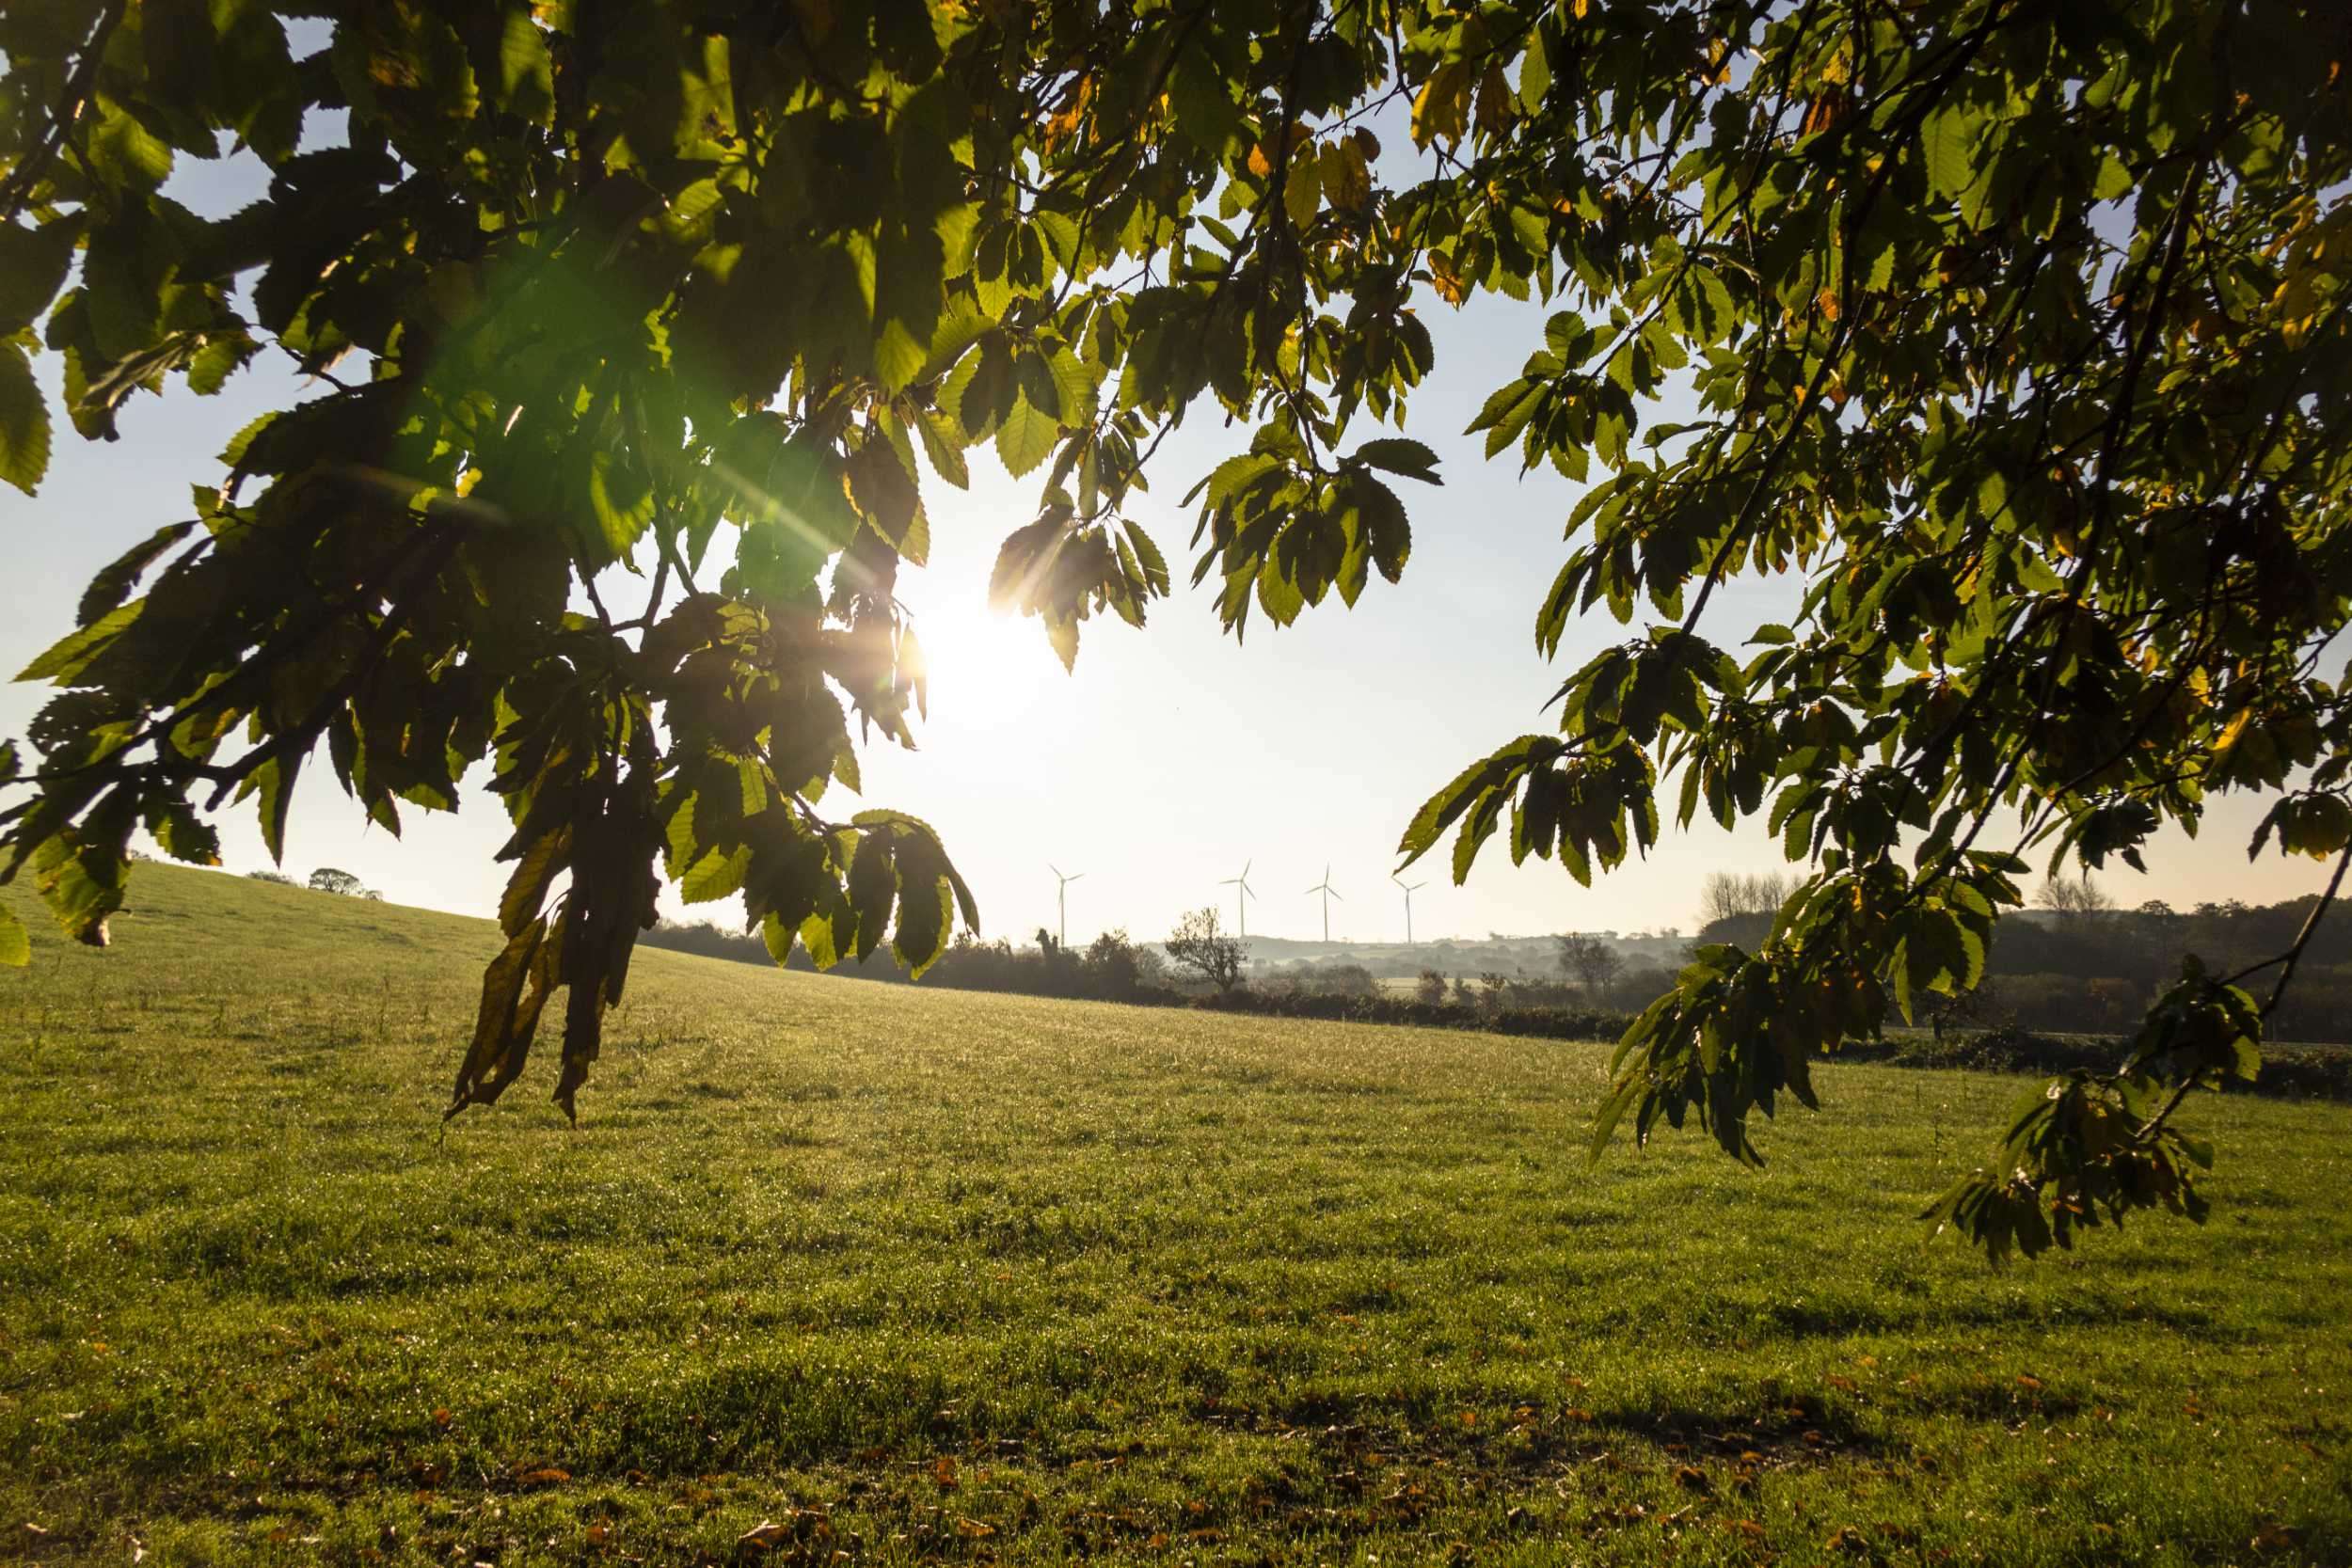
[2,865,2347,1567]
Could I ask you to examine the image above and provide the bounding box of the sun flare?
[907,590,1064,730]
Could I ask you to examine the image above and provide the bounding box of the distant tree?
[1921,977,2006,1043]
[246,870,294,886]
[2036,874,2116,919]
[308,868,367,897]
[1084,928,1163,1001]
[2138,900,2179,919]
[1164,910,1245,994]
[1315,963,1378,999]
[1415,970,1449,1006]
[1697,873,1795,931]
[1556,933,1625,993]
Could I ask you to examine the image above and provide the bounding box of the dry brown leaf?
[736,1520,788,1554]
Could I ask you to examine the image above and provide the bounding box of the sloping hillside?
[5,860,505,974]
[3,863,2348,1567]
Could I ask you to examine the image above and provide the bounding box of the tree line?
[642,874,2352,1050]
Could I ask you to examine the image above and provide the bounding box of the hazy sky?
[4,136,2340,951]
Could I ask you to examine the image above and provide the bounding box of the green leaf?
[0,341,51,497]
[497,8,556,124]
[680,846,751,904]
[922,304,995,385]
[84,99,174,189]
[1922,104,1978,202]
[78,519,197,628]
[914,406,971,488]
[1045,349,1098,424]
[994,391,1058,479]
[874,317,929,393]
[1352,437,1442,483]
[0,218,78,334]
[1282,157,1320,230]
[589,450,656,559]
[1359,476,1411,582]
[17,599,140,682]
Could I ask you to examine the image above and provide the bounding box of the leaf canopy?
[2,0,2347,1255]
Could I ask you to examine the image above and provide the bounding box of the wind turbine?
[1219,860,1256,939]
[1306,864,1343,942]
[1049,863,1084,947]
[1393,873,1426,945]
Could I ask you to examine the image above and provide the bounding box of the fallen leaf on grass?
[736,1520,789,1554]
[516,1467,571,1486]
[1825,1525,1869,1553]
[2252,1521,2304,1553]
[1674,1465,1710,1493]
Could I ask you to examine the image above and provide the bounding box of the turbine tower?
[1306,864,1343,942]
[1049,863,1085,947]
[1393,874,1426,945]
[1218,860,1256,939]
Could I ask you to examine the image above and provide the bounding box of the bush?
[1189,987,1632,1042]
[1868,1024,2352,1101]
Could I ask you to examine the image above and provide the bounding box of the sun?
[904,586,1063,732]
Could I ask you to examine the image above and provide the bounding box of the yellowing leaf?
[1411,60,1473,149]
[1324,141,1371,209]
[1283,155,1320,230]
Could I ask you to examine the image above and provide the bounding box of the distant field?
[3,864,2347,1566]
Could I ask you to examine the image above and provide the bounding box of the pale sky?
[4,136,2339,953]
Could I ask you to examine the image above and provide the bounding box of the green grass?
[3,864,2347,1567]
